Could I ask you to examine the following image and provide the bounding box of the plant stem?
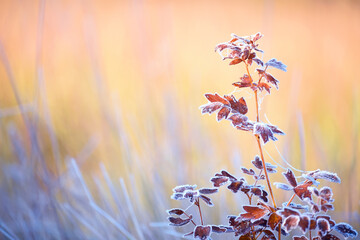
[245,62,278,238]
[286,193,296,207]
[256,134,277,208]
[196,199,204,225]
[254,90,260,122]
[183,212,197,226]
[278,224,281,240]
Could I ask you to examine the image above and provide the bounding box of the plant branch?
[256,136,277,208]
[183,211,197,226]
[286,193,296,207]
[195,199,204,225]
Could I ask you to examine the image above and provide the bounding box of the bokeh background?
[0,0,359,239]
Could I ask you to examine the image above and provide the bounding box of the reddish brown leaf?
[264,72,279,89]
[229,58,243,65]
[205,93,229,105]
[239,235,252,240]
[321,204,334,212]
[317,218,330,236]
[217,106,231,121]
[241,206,269,220]
[261,230,276,240]
[278,207,300,218]
[211,176,228,187]
[199,188,218,195]
[184,190,199,202]
[321,234,340,240]
[167,208,184,215]
[201,102,222,114]
[282,215,300,233]
[309,219,317,230]
[224,95,248,114]
[253,58,264,67]
[283,169,297,187]
[268,212,282,230]
[228,114,249,127]
[168,215,193,226]
[227,180,244,193]
[298,215,310,233]
[319,187,333,201]
[219,170,237,181]
[294,182,313,200]
[233,74,253,89]
[252,32,263,42]
[293,236,309,240]
[242,48,250,60]
[258,82,271,94]
[250,187,262,196]
[241,167,255,175]
[311,204,320,213]
[214,43,229,52]
[251,155,262,169]
[233,81,252,88]
[211,225,227,233]
[173,185,197,193]
[199,195,213,206]
[316,215,335,228]
[254,123,277,144]
[194,225,212,240]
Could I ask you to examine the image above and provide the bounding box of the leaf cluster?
[167,33,357,240]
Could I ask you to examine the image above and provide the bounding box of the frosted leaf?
[227,180,244,193]
[205,93,229,105]
[194,225,212,240]
[283,169,297,187]
[252,155,262,169]
[308,170,341,183]
[199,188,218,195]
[278,207,300,218]
[173,184,197,193]
[317,219,330,236]
[268,212,282,230]
[298,215,310,233]
[217,106,231,121]
[241,167,255,175]
[211,225,227,233]
[302,174,320,187]
[168,215,193,226]
[293,236,308,240]
[240,205,270,220]
[282,215,300,233]
[265,58,287,72]
[319,187,333,201]
[199,195,213,207]
[334,223,358,238]
[253,122,277,144]
[253,58,264,67]
[224,95,248,114]
[210,176,228,187]
[274,182,293,191]
[167,208,184,215]
[200,102,222,115]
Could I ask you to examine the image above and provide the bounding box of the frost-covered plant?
[166,33,358,240]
